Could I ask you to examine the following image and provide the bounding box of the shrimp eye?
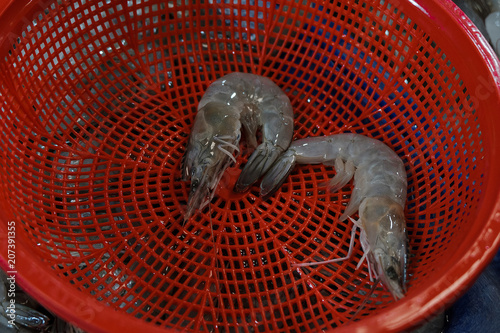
[191,179,199,189]
[386,266,398,280]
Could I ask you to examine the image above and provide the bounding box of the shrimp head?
[359,196,407,300]
[182,101,241,221]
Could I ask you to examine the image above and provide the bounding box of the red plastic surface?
[0,0,499,332]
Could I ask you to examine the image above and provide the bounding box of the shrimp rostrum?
[261,133,408,299]
[182,72,294,221]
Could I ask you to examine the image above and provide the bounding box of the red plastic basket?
[1,0,500,332]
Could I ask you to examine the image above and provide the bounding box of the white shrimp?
[182,72,294,221]
[261,133,408,299]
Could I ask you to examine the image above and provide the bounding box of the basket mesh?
[0,0,490,332]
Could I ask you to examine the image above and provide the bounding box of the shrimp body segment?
[182,72,294,220]
[261,133,408,299]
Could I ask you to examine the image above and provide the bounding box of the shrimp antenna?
[209,202,224,327]
[347,277,381,324]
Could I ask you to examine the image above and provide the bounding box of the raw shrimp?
[261,133,408,299]
[182,72,294,220]
[0,270,50,332]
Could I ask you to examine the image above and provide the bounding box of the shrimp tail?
[234,141,284,192]
[259,150,297,200]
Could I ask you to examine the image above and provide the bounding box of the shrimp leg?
[293,221,358,267]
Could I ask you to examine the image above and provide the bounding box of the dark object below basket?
[445,251,500,333]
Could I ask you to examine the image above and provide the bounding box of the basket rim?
[0,0,499,332]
